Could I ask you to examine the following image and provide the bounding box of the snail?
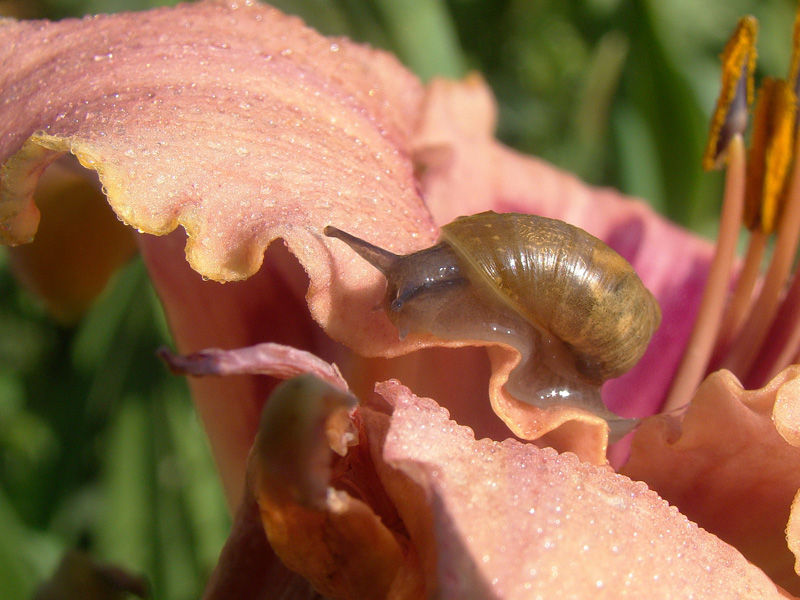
[324,211,661,441]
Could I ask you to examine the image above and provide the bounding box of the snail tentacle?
[323,225,399,274]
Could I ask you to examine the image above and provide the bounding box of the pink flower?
[3,1,800,597]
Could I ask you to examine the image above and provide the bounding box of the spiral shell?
[440,211,661,382]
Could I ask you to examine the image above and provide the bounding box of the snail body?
[324,211,661,440]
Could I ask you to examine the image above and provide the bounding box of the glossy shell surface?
[441,211,661,382]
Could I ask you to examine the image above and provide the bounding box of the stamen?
[702,16,757,171]
[748,7,800,383]
[721,85,800,378]
[711,79,796,366]
[741,134,800,385]
[662,18,759,413]
[663,134,746,413]
[669,9,800,414]
[745,79,796,234]
[709,228,767,366]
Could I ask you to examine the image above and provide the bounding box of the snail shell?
[324,211,661,440]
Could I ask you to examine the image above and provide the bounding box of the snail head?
[323,226,467,338]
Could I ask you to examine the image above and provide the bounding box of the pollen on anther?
[744,77,797,234]
[702,16,758,171]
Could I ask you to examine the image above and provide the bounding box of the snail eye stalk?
[323,225,400,274]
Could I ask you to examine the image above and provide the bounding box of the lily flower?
[4,1,800,597]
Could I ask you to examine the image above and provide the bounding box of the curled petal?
[5,158,137,322]
[203,492,322,600]
[774,375,800,447]
[0,0,433,356]
[0,0,429,504]
[246,375,423,599]
[790,491,800,580]
[159,342,348,391]
[623,367,800,593]
[773,375,800,580]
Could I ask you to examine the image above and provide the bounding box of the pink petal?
[158,342,348,390]
[623,367,800,593]
[0,0,433,357]
[373,380,784,598]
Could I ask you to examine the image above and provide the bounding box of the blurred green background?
[1,0,797,598]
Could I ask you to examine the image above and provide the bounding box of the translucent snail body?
[324,211,661,441]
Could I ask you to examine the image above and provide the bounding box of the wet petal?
[5,3,797,597]
[0,0,433,356]
[623,367,800,593]
[369,380,783,598]
[205,350,789,598]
